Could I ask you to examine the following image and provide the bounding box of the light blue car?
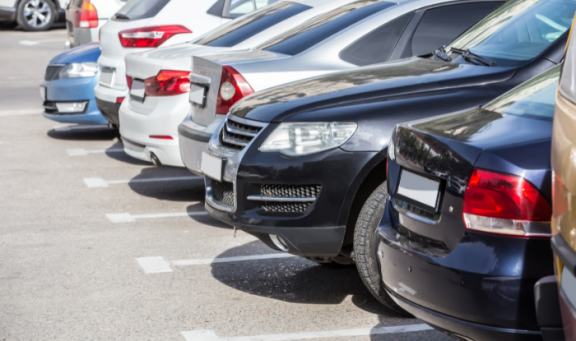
[41,42,108,125]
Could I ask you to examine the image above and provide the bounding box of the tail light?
[126,76,133,90]
[149,135,173,140]
[118,25,191,48]
[116,97,125,104]
[145,70,190,97]
[463,168,552,238]
[216,66,254,115]
[73,0,98,29]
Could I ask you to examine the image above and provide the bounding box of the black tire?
[354,181,411,316]
[17,0,56,32]
[0,21,18,29]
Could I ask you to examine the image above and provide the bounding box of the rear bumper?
[0,6,15,21]
[177,117,223,175]
[94,83,128,126]
[95,98,120,126]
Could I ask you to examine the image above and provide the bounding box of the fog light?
[56,102,87,113]
[269,234,289,252]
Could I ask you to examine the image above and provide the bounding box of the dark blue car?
[373,65,560,340]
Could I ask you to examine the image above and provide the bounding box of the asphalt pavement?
[0,26,454,341]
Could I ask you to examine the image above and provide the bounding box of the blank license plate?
[397,170,440,209]
[189,83,207,106]
[130,79,146,102]
[99,67,115,87]
[201,152,223,181]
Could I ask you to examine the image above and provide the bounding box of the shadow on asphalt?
[186,202,231,229]
[210,240,410,317]
[104,141,151,166]
[127,166,205,202]
[0,23,66,31]
[47,126,118,141]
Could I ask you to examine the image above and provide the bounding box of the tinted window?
[411,2,502,56]
[448,0,576,66]
[113,0,170,21]
[259,0,397,56]
[228,0,280,18]
[484,64,560,119]
[340,12,412,66]
[196,2,310,47]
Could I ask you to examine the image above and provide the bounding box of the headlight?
[260,122,357,157]
[59,63,98,79]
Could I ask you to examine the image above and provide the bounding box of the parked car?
[40,42,108,125]
[94,0,276,131]
[66,0,126,48]
[377,64,561,340]
[200,0,571,313]
[534,15,576,341]
[119,0,361,168]
[0,0,68,31]
[180,0,505,176]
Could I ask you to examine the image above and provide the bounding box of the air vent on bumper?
[248,184,322,213]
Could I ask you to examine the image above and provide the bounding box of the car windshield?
[258,0,396,56]
[447,0,576,66]
[483,64,561,119]
[194,2,310,47]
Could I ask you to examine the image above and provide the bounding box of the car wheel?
[0,21,18,29]
[17,0,56,32]
[354,181,410,316]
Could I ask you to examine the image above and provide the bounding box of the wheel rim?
[23,0,52,28]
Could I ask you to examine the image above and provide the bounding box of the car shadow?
[210,240,407,317]
[127,166,205,202]
[186,202,231,229]
[47,125,118,141]
[103,141,150,166]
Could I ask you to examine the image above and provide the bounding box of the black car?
[376,65,561,340]
[202,0,572,313]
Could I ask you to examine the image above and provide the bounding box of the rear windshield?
[258,0,396,56]
[483,64,561,119]
[195,2,311,47]
[113,0,170,21]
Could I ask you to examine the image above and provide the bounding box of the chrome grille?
[261,184,321,198]
[249,184,322,213]
[45,65,64,81]
[210,179,235,209]
[220,116,264,150]
[262,202,313,213]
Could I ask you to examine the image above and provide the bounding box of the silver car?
[179,0,503,175]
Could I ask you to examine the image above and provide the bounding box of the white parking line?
[136,257,173,274]
[107,210,208,223]
[85,176,202,188]
[0,109,40,117]
[67,148,125,156]
[181,324,434,341]
[172,253,297,266]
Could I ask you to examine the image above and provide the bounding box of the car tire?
[354,181,411,316]
[0,21,18,29]
[17,0,56,32]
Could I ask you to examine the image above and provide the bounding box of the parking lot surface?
[0,27,453,341]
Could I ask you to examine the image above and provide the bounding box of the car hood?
[230,57,517,122]
[50,42,101,65]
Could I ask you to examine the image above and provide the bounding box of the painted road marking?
[136,257,173,274]
[54,124,110,132]
[172,253,297,266]
[67,148,125,156]
[181,324,434,341]
[85,176,202,188]
[0,109,40,117]
[107,210,208,223]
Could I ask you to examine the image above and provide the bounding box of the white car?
[119,0,359,167]
[94,0,273,131]
[65,0,126,48]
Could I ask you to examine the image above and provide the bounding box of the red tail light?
[216,66,254,114]
[463,168,552,238]
[73,0,98,29]
[116,97,125,104]
[126,76,133,90]
[118,25,192,48]
[149,135,173,140]
[144,70,190,97]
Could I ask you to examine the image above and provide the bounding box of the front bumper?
[377,199,552,341]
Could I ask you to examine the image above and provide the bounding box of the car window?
[259,0,397,56]
[339,12,413,66]
[411,2,502,56]
[448,0,576,66]
[228,0,280,18]
[196,2,311,47]
[483,64,561,119]
[113,0,171,21]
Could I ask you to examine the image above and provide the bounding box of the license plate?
[189,83,207,106]
[130,79,146,102]
[397,170,440,210]
[99,67,115,87]
[40,86,46,101]
[201,152,223,181]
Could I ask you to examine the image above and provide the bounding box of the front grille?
[261,184,321,198]
[45,65,64,81]
[263,202,313,213]
[220,116,264,150]
[210,179,235,209]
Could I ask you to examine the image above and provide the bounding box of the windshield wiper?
[451,48,499,67]
[434,46,451,62]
